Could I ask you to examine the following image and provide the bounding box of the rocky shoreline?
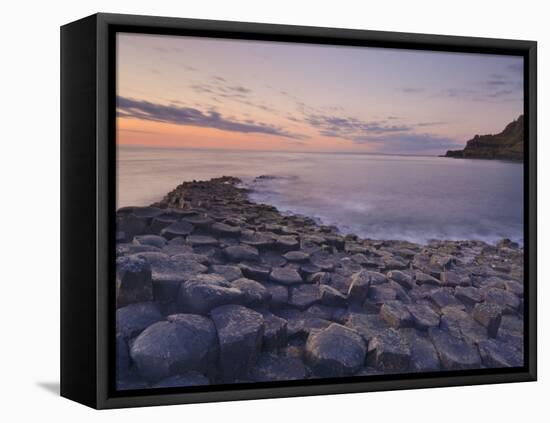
[115,176,524,390]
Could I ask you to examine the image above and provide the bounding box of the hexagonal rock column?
[117,208,160,239]
[251,353,307,382]
[478,338,523,368]
[347,270,371,304]
[224,244,260,262]
[473,302,503,338]
[211,222,241,237]
[210,304,265,382]
[406,303,440,331]
[387,270,415,290]
[116,302,163,340]
[288,284,320,310]
[182,214,214,231]
[160,221,194,240]
[263,283,289,308]
[305,323,366,377]
[275,235,300,252]
[231,277,271,307]
[150,215,177,235]
[366,328,411,372]
[148,254,208,303]
[380,301,413,329]
[116,255,153,307]
[186,235,219,247]
[283,251,310,262]
[133,234,167,249]
[345,313,390,345]
[211,264,243,282]
[319,284,348,307]
[129,314,218,382]
[240,262,271,281]
[408,335,441,372]
[440,307,488,344]
[483,288,520,314]
[269,267,303,285]
[428,328,482,370]
[178,274,244,314]
[260,312,288,350]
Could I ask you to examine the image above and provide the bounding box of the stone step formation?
[115,176,524,390]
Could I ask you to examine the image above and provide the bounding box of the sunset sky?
[116,33,523,155]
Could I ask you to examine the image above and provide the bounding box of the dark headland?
[115,176,524,389]
[445,115,524,161]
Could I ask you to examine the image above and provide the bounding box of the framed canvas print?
[60,13,537,409]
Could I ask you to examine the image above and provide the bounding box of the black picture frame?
[60,12,537,409]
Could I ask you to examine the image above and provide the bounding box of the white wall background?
[1,0,546,420]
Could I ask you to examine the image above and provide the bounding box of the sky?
[116,33,524,155]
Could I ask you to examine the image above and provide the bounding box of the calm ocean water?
[117,146,524,245]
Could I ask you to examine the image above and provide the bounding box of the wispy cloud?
[440,82,520,102]
[483,73,518,88]
[487,89,515,98]
[303,113,457,152]
[445,88,476,98]
[355,132,462,153]
[421,67,522,102]
[415,121,448,127]
[191,83,251,99]
[117,96,306,140]
[476,72,523,101]
[306,114,411,138]
[400,87,424,94]
[486,79,511,87]
[190,78,282,116]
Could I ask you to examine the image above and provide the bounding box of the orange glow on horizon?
[116,117,378,153]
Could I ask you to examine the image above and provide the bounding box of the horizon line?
[116,143,445,158]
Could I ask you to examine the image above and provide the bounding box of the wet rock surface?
[210,304,264,381]
[366,328,411,372]
[252,353,307,381]
[178,274,244,314]
[306,323,366,377]
[116,256,153,307]
[129,314,217,382]
[428,328,482,370]
[116,302,163,340]
[270,267,303,285]
[116,176,524,389]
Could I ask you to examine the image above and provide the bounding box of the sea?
[117,146,524,245]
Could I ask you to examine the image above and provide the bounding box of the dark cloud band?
[117,96,305,140]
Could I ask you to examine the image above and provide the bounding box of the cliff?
[445,115,524,161]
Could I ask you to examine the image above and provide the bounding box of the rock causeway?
[115,176,524,389]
